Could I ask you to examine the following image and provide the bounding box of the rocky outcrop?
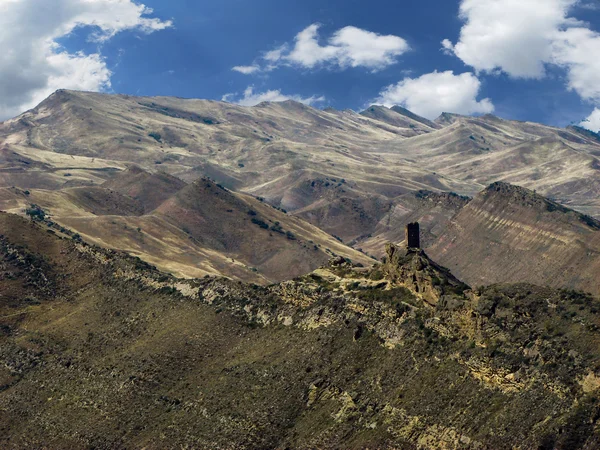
[383,243,470,305]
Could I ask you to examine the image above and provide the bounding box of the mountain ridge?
[427,181,600,295]
[2,89,600,289]
[1,210,599,449]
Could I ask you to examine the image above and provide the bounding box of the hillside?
[428,182,600,296]
[1,212,599,449]
[101,166,188,213]
[2,90,600,239]
[0,169,371,283]
[360,105,439,136]
[3,90,600,291]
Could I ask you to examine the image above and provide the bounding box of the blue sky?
[2,0,600,130]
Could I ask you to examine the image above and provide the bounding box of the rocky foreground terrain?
[1,212,600,449]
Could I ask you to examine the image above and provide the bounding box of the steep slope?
[2,214,600,449]
[150,178,372,281]
[0,172,371,283]
[360,105,438,136]
[356,190,471,257]
[370,113,600,216]
[428,182,600,296]
[101,165,187,212]
[390,105,442,129]
[3,89,600,259]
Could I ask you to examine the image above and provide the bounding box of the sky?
[2,0,600,131]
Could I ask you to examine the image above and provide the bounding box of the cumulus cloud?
[581,108,600,132]
[232,24,409,74]
[221,86,325,107]
[551,27,600,102]
[232,65,261,75]
[445,0,573,78]
[0,0,172,120]
[443,0,600,105]
[376,71,494,119]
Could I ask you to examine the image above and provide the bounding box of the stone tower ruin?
[405,222,421,249]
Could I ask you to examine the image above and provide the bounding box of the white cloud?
[376,71,494,119]
[441,39,455,56]
[443,0,600,106]
[285,24,340,68]
[232,65,261,75]
[232,24,409,74]
[263,45,288,62]
[551,27,600,102]
[221,86,325,107]
[0,0,172,120]
[445,0,574,78]
[581,108,600,132]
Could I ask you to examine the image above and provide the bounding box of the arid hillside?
[1,212,599,449]
[0,168,371,283]
[428,182,600,296]
[2,90,600,292]
[2,89,600,244]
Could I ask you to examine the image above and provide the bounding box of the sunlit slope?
[2,89,600,253]
[0,170,371,283]
[428,182,600,296]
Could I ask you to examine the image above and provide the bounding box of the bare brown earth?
[428,182,600,296]
[0,170,371,283]
[101,165,187,213]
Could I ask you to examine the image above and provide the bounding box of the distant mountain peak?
[482,182,600,229]
[362,104,388,113]
[481,113,502,122]
[254,99,309,109]
[434,112,466,126]
[389,105,440,129]
[359,104,439,132]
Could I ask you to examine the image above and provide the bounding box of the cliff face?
[428,182,600,296]
[2,211,600,449]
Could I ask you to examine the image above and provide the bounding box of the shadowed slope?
[0,171,371,283]
[151,177,372,281]
[360,105,439,136]
[101,166,187,213]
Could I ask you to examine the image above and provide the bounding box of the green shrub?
[149,132,162,142]
[251,218,269,229]
[25,204,46,221]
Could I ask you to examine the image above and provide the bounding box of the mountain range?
[2,90,600,448]
[1,89,600,291]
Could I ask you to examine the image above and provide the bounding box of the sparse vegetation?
[149,132,162,142]
[25,204,46,221]
[251,217,269,229]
